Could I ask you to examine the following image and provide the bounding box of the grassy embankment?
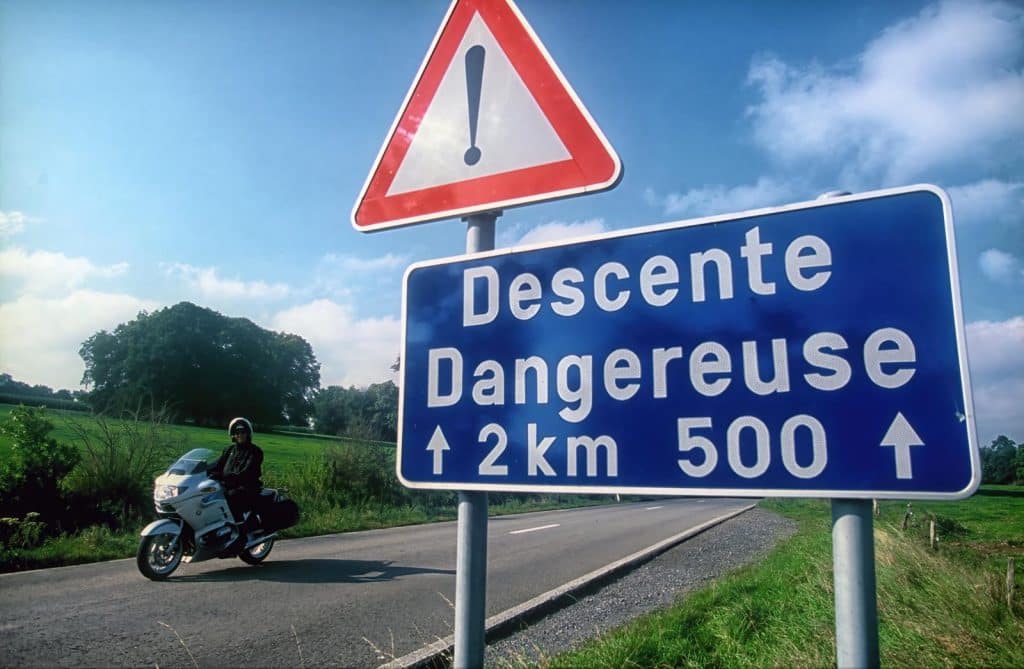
[537,489,1023,668]
[0,404,608,572]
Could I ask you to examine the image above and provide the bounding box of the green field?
[541,489,1023,668]
[0,403,348,471]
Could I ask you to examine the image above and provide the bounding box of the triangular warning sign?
[352,0,621,232]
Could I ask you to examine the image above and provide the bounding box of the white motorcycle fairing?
[140,519,182,537]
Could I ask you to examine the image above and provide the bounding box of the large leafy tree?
[80,302,320,427]
[313,381,398,441]
[979,435,1021,485]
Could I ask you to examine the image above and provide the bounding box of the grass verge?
[539,488,1023,668]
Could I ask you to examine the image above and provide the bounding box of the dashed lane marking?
[509,523,560,535]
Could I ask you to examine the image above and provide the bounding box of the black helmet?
[228,417,253,437]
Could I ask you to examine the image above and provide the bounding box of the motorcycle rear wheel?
[239,537,274,565]
[137,533,183,580]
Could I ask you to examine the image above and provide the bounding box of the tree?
[366,381,398,439]
[980,435,1020,485]
[1016,446,1024,485]
[80,302,320,427]
[312,386,354,436]
[312,381,398,441]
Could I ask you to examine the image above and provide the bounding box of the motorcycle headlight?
[154,484,184,501]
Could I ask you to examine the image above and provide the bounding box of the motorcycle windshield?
[167,448,217,476]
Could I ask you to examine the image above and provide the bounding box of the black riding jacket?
[209,441,263,493]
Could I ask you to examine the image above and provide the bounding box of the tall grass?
[62,405,180,526]
[542,496,1024,668]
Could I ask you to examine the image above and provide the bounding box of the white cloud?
[979,248,1024,283]
[500,219,607,247]
[0,290,158,389]
[321,253,409,273]
[746,0,1024,184]
[308,253,409,301]
[0,211,40,238]
[948,180,1024,226]
[164,263,290,301]
[646,177,797,218]
[966,316,1024,443]
[270,299,399,388]
[0,247,129,295]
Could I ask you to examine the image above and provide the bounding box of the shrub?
[62,404,179,528]
[277,444,399,509]
[932,514,969,538]
[272,443,459,514]
[0,406,80,530]
[328,445,400,506]
[0,512,45,549]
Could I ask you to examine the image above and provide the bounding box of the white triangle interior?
[386,12,571,197]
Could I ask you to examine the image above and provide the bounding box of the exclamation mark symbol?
[463,45,485,166]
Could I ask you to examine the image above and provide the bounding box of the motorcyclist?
[208,417,264,539]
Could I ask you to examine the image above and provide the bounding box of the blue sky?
[1,0,1021,444]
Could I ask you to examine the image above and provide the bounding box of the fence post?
[930,520,936,550]
[1009,557,1016,613]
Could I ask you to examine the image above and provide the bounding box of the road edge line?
[378,502,757,669]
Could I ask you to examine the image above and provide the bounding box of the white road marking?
[645,506,664,510]
[509,523,560,535]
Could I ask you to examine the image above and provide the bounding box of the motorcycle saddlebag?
[262,498,300,532]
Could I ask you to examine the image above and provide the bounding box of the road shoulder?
[484,505,797,666]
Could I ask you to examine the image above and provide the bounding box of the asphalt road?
[0,498,751,668]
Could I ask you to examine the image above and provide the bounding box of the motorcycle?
[137,447,298,580]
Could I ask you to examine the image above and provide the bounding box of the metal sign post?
[453,212,497,669]
[832,499,880,668]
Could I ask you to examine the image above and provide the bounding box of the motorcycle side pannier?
[262,498,300,532]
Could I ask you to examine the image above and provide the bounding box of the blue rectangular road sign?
[398,185,979,499]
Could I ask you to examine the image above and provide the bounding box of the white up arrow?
[427,425,451,476]
[880,412,924,480]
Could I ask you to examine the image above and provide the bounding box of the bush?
[0,406,80,530]
[277,444,400,509]
[62,404,179,528]
[0,512,45,549]
[272,443,462,516]
[919,512,970,540]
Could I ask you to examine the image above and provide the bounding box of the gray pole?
[832,499,880,668]
[453,212,497,669]
[815,190,879,668]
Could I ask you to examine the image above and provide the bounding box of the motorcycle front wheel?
[239,537,274,565]
[137,533,184,580]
